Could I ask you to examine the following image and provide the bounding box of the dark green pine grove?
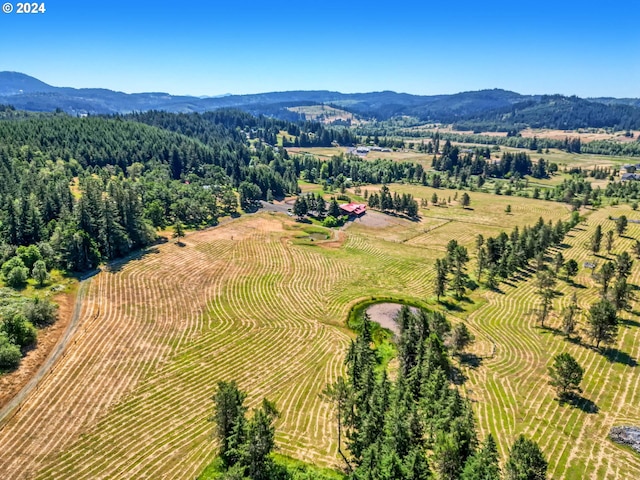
[323,310,547,480]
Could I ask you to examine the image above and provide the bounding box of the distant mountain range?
[1,71,639,130]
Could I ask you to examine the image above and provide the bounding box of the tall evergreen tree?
[211,381,248,467]
[505,435,547,480]
[461,434,501,480]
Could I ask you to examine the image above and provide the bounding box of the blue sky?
[0,0,637,97]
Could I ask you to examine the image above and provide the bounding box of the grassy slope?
[0,184,637,479]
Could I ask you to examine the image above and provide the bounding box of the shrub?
[1,256,26,278]
[323,216,338,228]
[0,334,21,369]
[6,265,29,289]
[2,314,37,348]
[23,297,58,327]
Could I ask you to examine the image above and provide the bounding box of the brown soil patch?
[0,290,75,409]
[351,210,400,229]
[366,303,418,336]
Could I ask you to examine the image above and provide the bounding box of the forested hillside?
[0,109,366,275]
[453,95,640,132]
[0,112,294,272]
[4,73,640,131]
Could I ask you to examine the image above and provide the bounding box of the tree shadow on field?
[106,247,161,273]
[602,347,638,368]
[539,325,563,337]
[622,317,640,328]
[561,393,599,414]
[438,299,464,312]
[452,354,484,385]
[451,365,467,385]
[459,352,483,369]
[565,335,583,346]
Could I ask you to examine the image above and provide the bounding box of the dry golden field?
[0,188,638,479]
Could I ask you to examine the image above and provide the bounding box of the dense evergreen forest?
[0,110,302,273]
[451,95,640,132]
[431,140,554,179]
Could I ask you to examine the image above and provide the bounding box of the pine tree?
[435,258,448,301]
[598,261,615,297]
[605,230,614,255]
[461,434,501,480]
[586,299,618,349]
[293,196,308,219]
[548,352,583,401]
[590,225,602,254]
[615,215,628,236]
[615,251,633,279]
[561,292,580,337]
[534,270,556,327]
[328,198,341,218]
[210,381,247,467]
[173,220,185,241]
[553,252,564,275]
[505,435,547,480]
[242,399,279,480]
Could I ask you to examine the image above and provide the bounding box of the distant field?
[409,125,640,144]
[0,190,638,479]
[286,146,349,159]
[286,105,362,125]
[287,143,636,179]
[287,146,436,168]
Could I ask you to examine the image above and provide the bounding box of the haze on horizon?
[0,0,637,98]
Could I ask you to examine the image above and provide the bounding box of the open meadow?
[0,188,638,479]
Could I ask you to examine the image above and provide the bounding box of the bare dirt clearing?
[365,303,419,337]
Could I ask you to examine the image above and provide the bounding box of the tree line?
[366,185,419,218]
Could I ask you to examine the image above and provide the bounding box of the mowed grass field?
[0,186,638,479]
[462,204,640,480]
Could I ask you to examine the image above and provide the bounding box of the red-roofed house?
[339,203,366,217]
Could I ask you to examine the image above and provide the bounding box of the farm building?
[339,203,366,217]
